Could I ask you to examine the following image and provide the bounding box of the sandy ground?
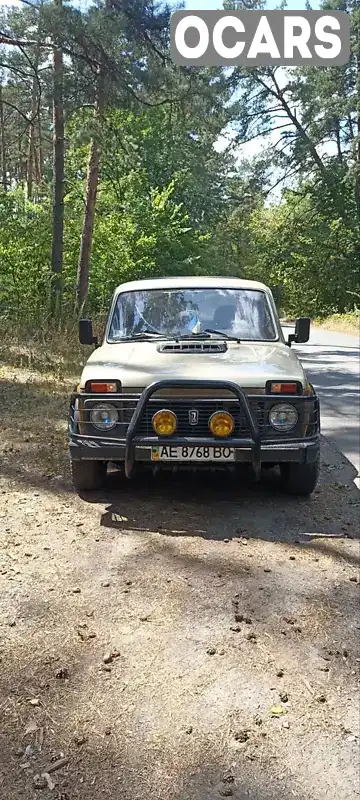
[0,366,359,800]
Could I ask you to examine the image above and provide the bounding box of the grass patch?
[281,312,359,337]
[0,321,101,480]
[313,312,360,336]
[0,318,105,379]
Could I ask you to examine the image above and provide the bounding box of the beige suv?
[68,276,320,495]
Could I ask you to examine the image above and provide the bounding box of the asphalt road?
[283,325,359,476]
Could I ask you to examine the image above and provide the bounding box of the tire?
[70,458,107,492]
[279,454,320,497]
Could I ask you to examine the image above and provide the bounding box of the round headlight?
[269,403,298,432]
[90,402,118,430]
[152,409,177,436]
[209,411,235,438]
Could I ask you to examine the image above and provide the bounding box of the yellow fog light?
[209,411,235,438]
[152,409,177,436]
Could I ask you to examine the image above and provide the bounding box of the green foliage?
[0,0,359,327]
[244,186,360,317]
[0,173,213,323]
[80,174,212,313]
[0,190,52,323]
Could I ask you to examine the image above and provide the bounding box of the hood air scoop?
[157,341,227,354]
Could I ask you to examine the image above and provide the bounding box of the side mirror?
[79,318,98,346]
[288,317,310,346]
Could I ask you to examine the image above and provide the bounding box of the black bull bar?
[124,379,261,479]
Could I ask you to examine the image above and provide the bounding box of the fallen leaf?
[233,729,250,742]
[41,772,55,791]
[222,770,235,784]
[74,735,88,746]
[25,720,38,735]
[279,691,289,703]
[55,668,69,680]
[33,774,47,789]
[270,705,287,716]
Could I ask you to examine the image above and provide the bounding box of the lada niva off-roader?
[68,277,320,495]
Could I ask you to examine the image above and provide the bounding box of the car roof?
[114,276,270,293]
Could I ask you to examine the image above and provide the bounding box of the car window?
[108,288,277,341]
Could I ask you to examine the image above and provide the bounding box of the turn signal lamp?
[209,411,235,438]
[269,382,298,394]
[152,409,177,436]
[89,382,117,393]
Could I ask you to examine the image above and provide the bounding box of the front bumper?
[68,379,320,479]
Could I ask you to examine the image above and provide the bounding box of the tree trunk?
[254,72,329,185]
[50,0,64,316]
[75,67,105,313]
[37,109,44,182]
[27,33,40,201]
[0,84,7,192]
[270,74,328,181]
[27,100,36,199]
[334,119,343,165]
[355,48,360,220]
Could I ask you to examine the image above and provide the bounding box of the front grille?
[137,399,265,439]
[79,393,319,442]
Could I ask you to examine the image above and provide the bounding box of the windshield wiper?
[167,330,241,342]
[202,329,241,342]
[173,332,211,339]
[132,329,164,338]
[115,329,165,341]
[113,329,241,343]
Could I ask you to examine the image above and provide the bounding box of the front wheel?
[279,454,320,496]
[70,458,107,492]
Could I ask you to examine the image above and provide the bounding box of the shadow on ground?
[86,454,360,548]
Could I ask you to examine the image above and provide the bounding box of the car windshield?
[108,288,278,342]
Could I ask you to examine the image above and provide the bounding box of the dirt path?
[0,368,359,800]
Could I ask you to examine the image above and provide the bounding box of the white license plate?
[151,445,235,462]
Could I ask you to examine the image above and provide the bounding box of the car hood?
[80,339,307,390]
